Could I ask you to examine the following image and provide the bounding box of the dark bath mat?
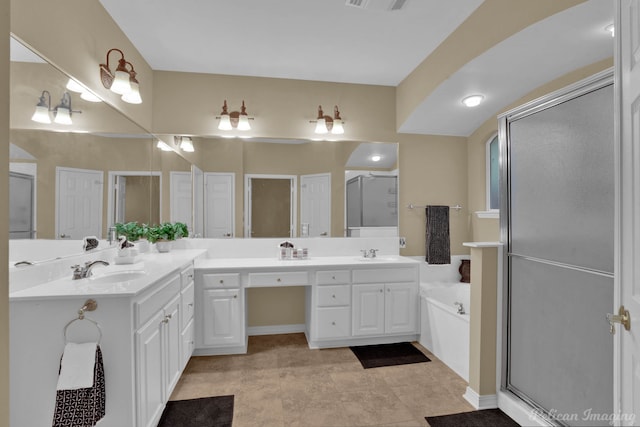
[350,342,430,369]
[426,408,520,427]
[158,395,234,427]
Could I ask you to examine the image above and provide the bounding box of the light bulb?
[462,94,484,107]
[80,91,102,103]
[218,115,233,131]
[156,141,173,151]
[66,79,84,93]
[180,138,194,152]
[238,115,251,131]
[122,81,142,104]
[315,118,328,134]
[54,107,72,125]
[31,105,51,124]
[110,70,132,95]
[331,119,344,135]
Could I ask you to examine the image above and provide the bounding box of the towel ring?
[63,299,102,344]
[63,316,102,344]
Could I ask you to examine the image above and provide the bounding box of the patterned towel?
[425,206,451,264]
[52,346,105,427]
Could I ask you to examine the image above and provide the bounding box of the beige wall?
[396,0,585,128]
[466,58,613,242]
[1,0,9,422]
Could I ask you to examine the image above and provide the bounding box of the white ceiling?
[98,1,614,136]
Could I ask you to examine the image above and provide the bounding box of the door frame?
[106,170,162,229]
[244,173,297,238]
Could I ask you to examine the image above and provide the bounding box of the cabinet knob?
[277,278,282,282]
[233,295,238,299]
[188,274,194,280]
[166,313,172,319]
[332,294,336,298]
[332,321,336,325]
[379,289,383,293]
[332,276,336,280]
[161,318,169,325]
[188,303,194,307]
[387,288,390,292]
[219,279,224,284]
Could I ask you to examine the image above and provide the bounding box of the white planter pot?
[155,241,172,253]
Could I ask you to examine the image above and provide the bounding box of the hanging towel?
[425,206,451,265]
[52,344,106,427]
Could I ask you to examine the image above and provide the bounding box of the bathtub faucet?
[454,302,465,315]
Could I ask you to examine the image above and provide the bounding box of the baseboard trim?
[247,324,306,336]
[463,387,498,410]
[498,391,553,426]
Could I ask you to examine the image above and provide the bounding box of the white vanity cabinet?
[195,271,246,354]
[180,265,195,369]
[311,270,352,341]
[351,268,418,337]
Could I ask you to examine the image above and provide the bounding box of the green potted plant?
[146,222,189,252]
[114,221,151,252]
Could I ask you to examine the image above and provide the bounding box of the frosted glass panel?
[509,85,614,273]
[509,256,613,425]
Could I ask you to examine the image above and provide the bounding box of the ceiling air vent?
[345,0,409,11]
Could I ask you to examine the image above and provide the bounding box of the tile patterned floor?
[170,333,474,427]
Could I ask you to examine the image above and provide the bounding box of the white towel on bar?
[56,342,97,390]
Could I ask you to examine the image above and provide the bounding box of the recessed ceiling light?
[605,24,615,38]
[462,95,484,107]
[371,155,381,162]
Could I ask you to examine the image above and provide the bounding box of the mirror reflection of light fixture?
[66,78,102,103]
[311,105,345,135]
[31,90,52,124]
[175,136,195,152]
[371,155,381,162]
[99,48,142,104]
[605,24,615,37]
[31,90,81,125]
[156,140,173,151]
[216,100,252,131]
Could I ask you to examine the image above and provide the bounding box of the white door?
[192,165,204,237]
[170,171,193,230]
[202,289,242,346]
[384,283,417,334]
[204,173,234,238]
[616,1,640,423]
[352,284,385,336]
[163,294,182,400]
[300,173,331,237]
[56,167,103,239]
[114,175,126,223]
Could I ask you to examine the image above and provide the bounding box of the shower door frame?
[498,68,615,421]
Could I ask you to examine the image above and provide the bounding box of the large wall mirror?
[9,36,399,252]
[8,36,191,262]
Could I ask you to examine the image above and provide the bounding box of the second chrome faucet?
[71,260,110,280]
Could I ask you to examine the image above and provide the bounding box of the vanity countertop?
[9,249,207,301]
[194,255,419,270]
[10,252,418,300]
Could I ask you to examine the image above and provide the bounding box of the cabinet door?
[181,318,195,370]
[352,284,384,336]
[163,294,182,400]
[135,311,165,427]
[385,283,418,334]
[202,289,243,346]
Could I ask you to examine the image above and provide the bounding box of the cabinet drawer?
[180,265,194,288]
[316,285,350,307]
[248,271,308,287]
[316,270,350,285]
[181,318,195,370]
[202,273,240,288]
[181,281,195,330]
[315,307,351,339]
[135,274,181,328]
[352,268,416,284]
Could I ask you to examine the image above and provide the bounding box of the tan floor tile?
[282,397,353,427]
[233,397,285,427]
[330,369,388,392]
[340,388,417,426]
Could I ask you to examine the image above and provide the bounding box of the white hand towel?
[56,342,97,390]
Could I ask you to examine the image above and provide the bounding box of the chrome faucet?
[360,249,379,258]
[71,260,110,280]
[454,301,465,315]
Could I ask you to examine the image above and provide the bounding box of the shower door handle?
[606,305,631,334]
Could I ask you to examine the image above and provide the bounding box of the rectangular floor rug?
[426,408,520,427]
[350,342,431,369]
[157,395,234,427]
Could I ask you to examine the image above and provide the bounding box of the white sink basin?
[88,270,147,285]
[356,256,399,262]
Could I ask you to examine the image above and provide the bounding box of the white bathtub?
[419,281,470,382]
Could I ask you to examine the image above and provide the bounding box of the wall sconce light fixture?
[175,136,195,152]
[99,48,142,104]
[311,105,344,135]
[31,91,82,125]
[216,100,252,131]
[156,140,173,152]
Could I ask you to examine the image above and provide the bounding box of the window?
[486,134,500,211]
